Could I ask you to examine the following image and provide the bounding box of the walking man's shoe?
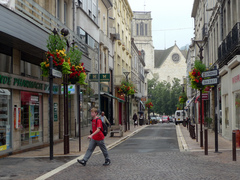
[77,159,86,166]
[103,159,111,166]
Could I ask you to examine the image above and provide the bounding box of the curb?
[176,125,189,152]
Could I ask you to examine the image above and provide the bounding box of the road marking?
[35,125,148,180]
[176,125,189,152]
[35,155,84,180]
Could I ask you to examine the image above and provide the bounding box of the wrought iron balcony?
[218,22,240,68]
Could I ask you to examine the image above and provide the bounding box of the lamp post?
[123,72,130,131]
[61,28,70,154]
[194,39,207,148]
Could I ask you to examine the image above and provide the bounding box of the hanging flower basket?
[118,80,136,95]
[145,99,153,109]
[179,93,187,104]
[69,63,87,85]
[40,30,87,85]
[189,60,206,90]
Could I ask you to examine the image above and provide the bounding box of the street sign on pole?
[52,69,62,78]
[202,69,219,78]
[202,77,219,86]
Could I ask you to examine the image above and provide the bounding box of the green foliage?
[148,77,183,115]
[189,60,206,91]
[62,61,71,74]
[46,33,66,52]
[67,46,82,66]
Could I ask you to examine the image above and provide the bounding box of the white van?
[174,110,187,125]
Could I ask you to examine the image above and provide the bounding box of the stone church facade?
[154,44,187,84]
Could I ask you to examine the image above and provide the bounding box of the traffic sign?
[202,69,219,78]
[52,69,62,78]
[202,77,219,86]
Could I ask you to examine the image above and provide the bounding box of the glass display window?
[21,91,42,146]
[0,89,11,152]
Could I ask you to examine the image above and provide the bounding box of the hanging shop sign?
[0,72,59,94]
[89,74,110,82]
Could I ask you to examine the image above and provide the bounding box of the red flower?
[195,79,199,83]
[197,72,201,76]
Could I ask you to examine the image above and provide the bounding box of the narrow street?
[47,124,240,180]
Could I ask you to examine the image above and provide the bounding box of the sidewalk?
[179,123,233,152]
[10,124,146,158]
[177,123,240,165]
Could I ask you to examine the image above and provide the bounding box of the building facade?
[131,39,146,121]
[109,0,133,128]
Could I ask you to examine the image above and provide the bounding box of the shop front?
[0,72,59,155]
[220,55,240,140]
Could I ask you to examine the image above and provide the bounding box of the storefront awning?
[186,96,195,107]
[140,100,145,110]
[100,92,113,98]
[0,89,10,95]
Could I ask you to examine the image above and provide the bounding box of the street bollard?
[204,128,208,155]
[233,132,236,161]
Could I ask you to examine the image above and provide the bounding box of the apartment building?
[109,0,133,128]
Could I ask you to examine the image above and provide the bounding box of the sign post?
[202,67,220,153]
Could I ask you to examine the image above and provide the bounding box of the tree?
[147,77,183,115]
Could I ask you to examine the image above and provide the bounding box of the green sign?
[54,103,58,121]
[0,72,59,94]
[89,74,110,82]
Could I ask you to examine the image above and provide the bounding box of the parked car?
[162,116,169,123]
[169,116,173,122]
[156,117,162,123]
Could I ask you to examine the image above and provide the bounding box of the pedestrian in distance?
[77,108,111,166]
[100,111,111,127]
[133,113,138,127]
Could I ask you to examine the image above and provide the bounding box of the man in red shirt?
[77,108,110,166]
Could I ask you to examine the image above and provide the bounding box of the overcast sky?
[128,0,194,50]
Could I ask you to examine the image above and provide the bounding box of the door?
[119,102,122,125]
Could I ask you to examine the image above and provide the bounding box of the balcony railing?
[218,22,240,68]
[15,0,87,54]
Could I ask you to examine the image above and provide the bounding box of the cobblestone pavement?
[48,124,240,180]
[1,124,240,180]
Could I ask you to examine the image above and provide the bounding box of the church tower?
[131,11,154,70]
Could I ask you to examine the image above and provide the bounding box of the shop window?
[0,53,11,73]
[0,89,11,152]
[235,92,240,129]
[21,91,42,146]
[20,60,41,79]
[225,95,229,128]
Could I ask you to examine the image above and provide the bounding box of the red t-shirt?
[92,118,104,141]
